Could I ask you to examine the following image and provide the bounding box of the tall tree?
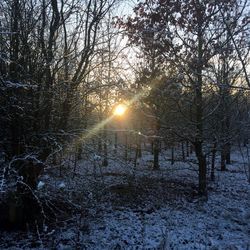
[118,0,247,195]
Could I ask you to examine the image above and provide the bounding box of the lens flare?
[113,104,127,116]
[68,89,145,149]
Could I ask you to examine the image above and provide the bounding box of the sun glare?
[113,104,127,116]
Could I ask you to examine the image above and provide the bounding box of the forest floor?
[0,148,249,249]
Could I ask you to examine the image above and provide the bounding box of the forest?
[0,0,249,249]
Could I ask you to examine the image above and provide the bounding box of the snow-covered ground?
[0,148,249,249]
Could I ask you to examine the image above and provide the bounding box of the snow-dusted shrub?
[0,156,45,230]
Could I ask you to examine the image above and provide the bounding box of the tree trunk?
[124,131,128,161]
[186,141,189,158]
[134,145,139,168]
[171,147,174,165]
[114,132,117,154]
[181,142,185,161]
[153,139,159,169]
[211,141,217,181]
[102,126,108,166]
[153,121,160,169]
[138,136,142,158]
[195,142,207,195]
[225,142,231,164]
[221,147,226,171]
[195,13,206,195]
[9,0,21,157]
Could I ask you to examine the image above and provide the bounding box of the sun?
[113,104,127,116]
